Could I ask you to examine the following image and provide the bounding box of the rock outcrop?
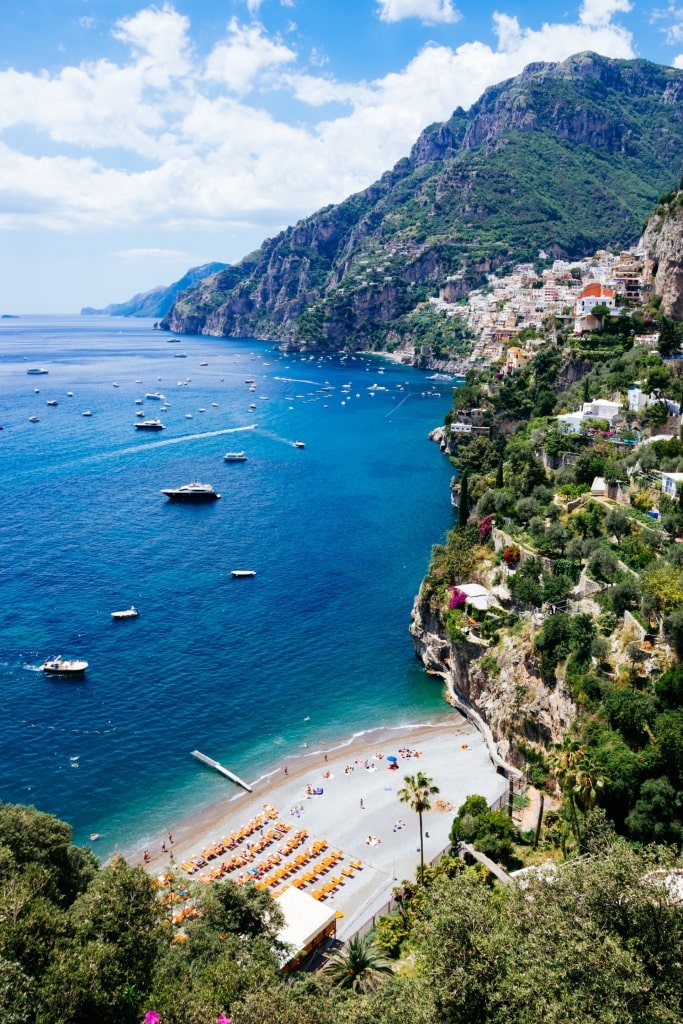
[409,590,576,773]
[642,196,683,318]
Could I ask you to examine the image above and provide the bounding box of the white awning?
[275,887,337,961]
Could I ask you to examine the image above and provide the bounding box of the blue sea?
[0,316,458,858]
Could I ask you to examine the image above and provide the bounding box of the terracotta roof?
[579,283,614,299]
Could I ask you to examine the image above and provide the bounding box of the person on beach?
[360,798,364,809]
[284,766,288,775]
[161,840,167,853]
[143,850,151,863]
[168,832,174,844]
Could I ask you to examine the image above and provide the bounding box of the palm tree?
[398,771,439,881]
[324,934,393,992]
[549,740,606,851]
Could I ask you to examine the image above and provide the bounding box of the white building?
[557,399,622,433]
[661,472,683,498]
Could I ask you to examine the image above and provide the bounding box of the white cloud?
[674,52,683,65]
[204,18,296,93]
[79,17,96,30]
[376,0,460,24]
[580,0,633,28]
[0,4,638,238]
[112,3,193,85]
[113,247,190,262]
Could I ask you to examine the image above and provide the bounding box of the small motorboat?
[29,415,39,422]
[231,570,256,578]
[41,656,88,676]
[224,452,247,462]
[111,606,138,620]
[82,410,92,417]
[294,440,305,448]
[46,399,58,406]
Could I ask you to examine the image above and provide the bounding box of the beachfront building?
[276,886,338,971]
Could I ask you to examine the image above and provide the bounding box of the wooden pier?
[191,750,253,792]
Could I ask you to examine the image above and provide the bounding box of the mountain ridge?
[81,261,228,318]
[161,53,683,349]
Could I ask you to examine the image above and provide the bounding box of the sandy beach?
[132,711,507,940]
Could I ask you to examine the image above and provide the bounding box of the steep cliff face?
[409,592,576,770]
[162,53,683,348]
[642,196,683,318]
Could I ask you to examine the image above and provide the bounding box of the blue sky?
[1,0,682,313]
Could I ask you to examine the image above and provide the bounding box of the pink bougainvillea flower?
[145,1012,160,1024]
[217,1015,232,1024]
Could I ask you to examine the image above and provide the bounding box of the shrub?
[503,544,521,566]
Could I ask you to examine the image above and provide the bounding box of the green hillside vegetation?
[424,303,683,855]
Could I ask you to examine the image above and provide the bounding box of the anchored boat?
[41,656,88,676]
[161,481,221,502]
[111,606,138,620]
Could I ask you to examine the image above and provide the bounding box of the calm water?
[0,316,458,857]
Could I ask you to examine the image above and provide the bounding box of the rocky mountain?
[81,262,228,318]
[642,188,683,318]
[162,52,683,350]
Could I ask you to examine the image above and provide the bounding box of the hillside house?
[506,346,533,372]
[628,384,680,417]
[573,283,615,333]
[557,398,622,434]
[661,472,683,499]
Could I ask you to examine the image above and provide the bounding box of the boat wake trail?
[274,376,318,386]
[256,428,302,448]
[58,425,259,469]
[115,425,259,456]
[385,394,412,418]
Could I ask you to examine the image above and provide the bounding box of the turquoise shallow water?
[0,316,458,857]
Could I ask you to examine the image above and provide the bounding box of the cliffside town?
[408,214,683,848]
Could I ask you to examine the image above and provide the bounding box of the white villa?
[557,398,622,434]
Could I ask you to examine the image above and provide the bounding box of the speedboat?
[26,368,48,375]
[41,656,88,676]
[145,392,165,400]
[82,410,92,417]
[231,569,256,578]
[294,440,305,448]
[111,606,138,620]
[29,415,39,422]
[135,418,164,430]
[224,452,247,462]
[161,482,221,502]
[46,400,58,406]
